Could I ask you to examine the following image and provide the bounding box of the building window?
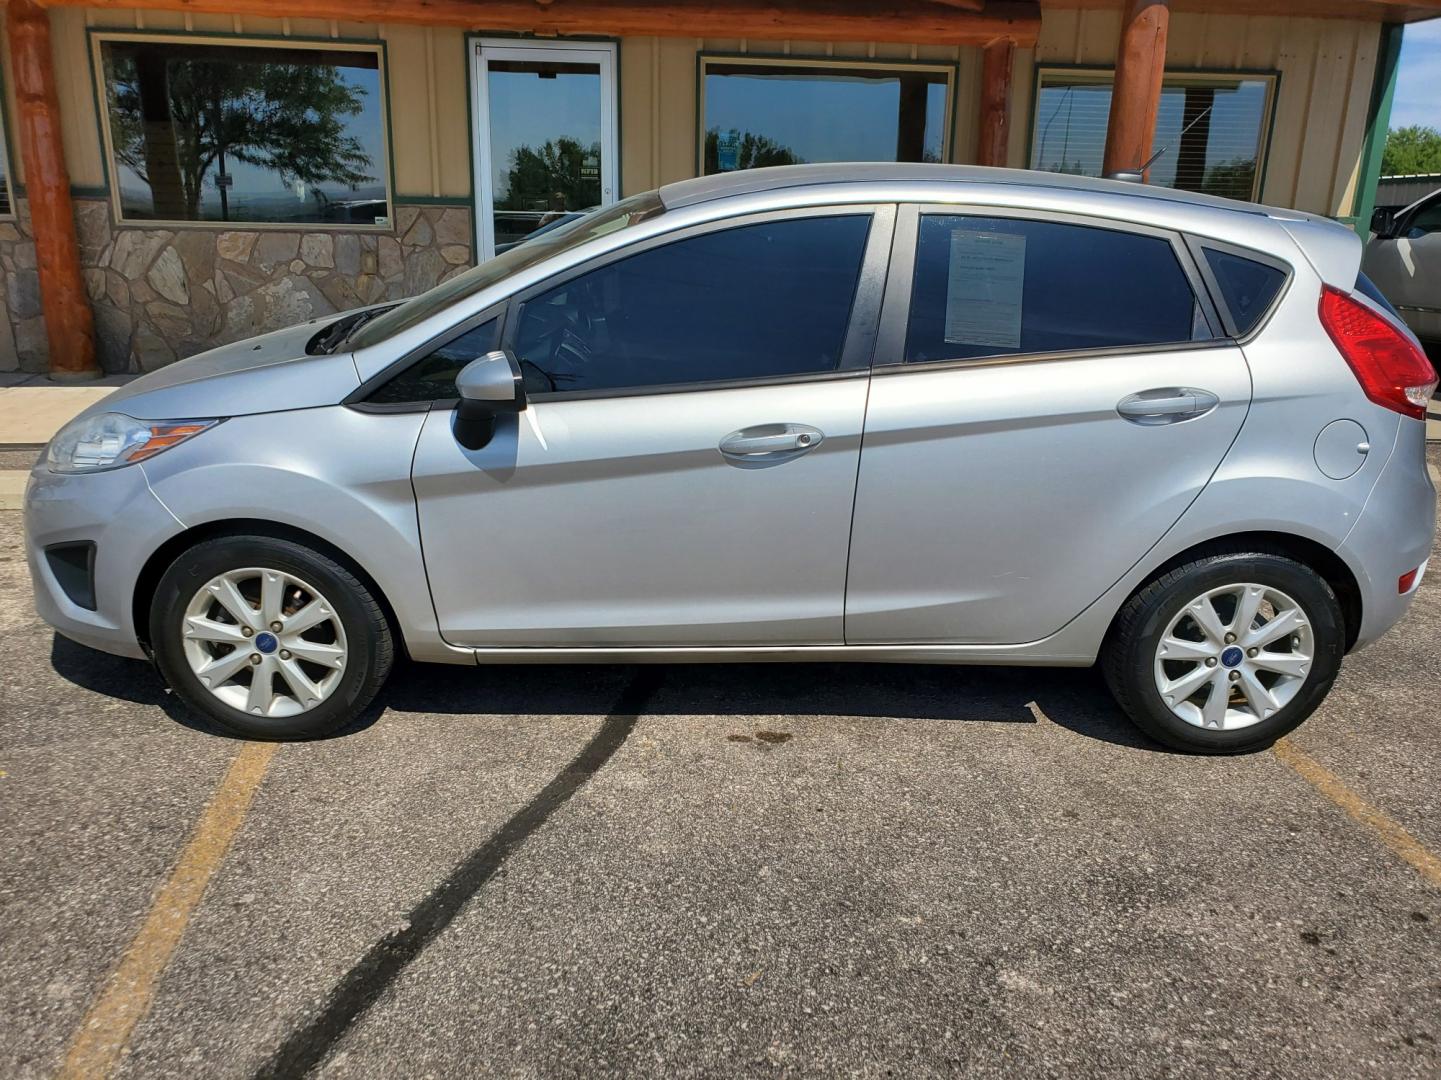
[700,56,953,175]
[1030,68,1276,201]
[93,33,391,227]
[0,103,12,218]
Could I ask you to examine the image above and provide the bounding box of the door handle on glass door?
[719,424,825,457]
[1116,388,1220,425]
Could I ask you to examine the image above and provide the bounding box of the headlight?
[46,412,221,474]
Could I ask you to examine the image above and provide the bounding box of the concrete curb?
[0,471,26,511]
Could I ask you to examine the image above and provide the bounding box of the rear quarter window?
[1200,246,1287,337]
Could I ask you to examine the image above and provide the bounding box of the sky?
[1391,18,1441,131]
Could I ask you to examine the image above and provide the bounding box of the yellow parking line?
[1274,737,1441,889]
[58,741,279,1080]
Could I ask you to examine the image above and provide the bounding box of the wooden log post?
[8,0,98,380]
[976,37,1015,167]
[1102,0,1170,180]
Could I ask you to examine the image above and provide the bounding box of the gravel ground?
[1,452,1438,1078]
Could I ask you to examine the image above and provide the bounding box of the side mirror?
[454,349,526,451]
[1371,206,1399,239]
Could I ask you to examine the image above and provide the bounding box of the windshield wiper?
[312,307,388,355]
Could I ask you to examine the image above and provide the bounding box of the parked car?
[25,164,1436,752]
[1363,188,1441,352]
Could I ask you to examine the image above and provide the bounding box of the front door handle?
[1117,387,1220,425]
[719,423,824,458]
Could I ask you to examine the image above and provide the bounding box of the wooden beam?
[1042,0,1441,23]
[7,0,98,381]
[38,0,1041,46]
[1102,0,1169,179]
[977,38,1014,167]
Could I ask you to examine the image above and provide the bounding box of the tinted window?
[512,215,871,394]
[1202,247,1286,336]
[367,318,500,404]
[1405,195,1441,238]
[905,215,1204,363]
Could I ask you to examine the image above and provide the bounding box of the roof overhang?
[35,0,1045,45]
[1041,0,1441,24]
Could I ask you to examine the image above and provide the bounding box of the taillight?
[1319,285,1437,419]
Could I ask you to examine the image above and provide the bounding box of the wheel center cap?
[1221,646,1244,668]
[254,631,279,654]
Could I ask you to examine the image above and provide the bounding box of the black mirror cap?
[1370,206,1399,239]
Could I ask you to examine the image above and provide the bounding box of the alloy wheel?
[181,568,348,718]
[1152,582,1315,731]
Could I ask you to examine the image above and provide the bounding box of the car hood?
[87,318,361,422]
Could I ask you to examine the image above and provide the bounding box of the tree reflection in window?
[100,38,388,225]
[701,58,951,175]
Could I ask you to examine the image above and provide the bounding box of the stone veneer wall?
[0,199,473,374]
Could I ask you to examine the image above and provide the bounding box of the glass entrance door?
[472,40,618,260]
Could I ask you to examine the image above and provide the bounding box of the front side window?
[1030,69,1275,201]
[905,215,1205,364]
[701,57,951,174]
[95,34,390,226]
[1404,194,1441,238]
[511,215,872,394]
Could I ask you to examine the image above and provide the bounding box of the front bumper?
[24,463,184,659]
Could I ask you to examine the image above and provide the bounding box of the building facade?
[0,0,1435,376]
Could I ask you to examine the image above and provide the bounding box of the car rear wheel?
[150,535,393,739]
[1102,551,1345,754]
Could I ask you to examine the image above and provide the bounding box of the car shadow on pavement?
[47,633,1164,751]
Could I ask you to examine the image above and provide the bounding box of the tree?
[703,129,803,173]
[106,47,374,221]
[1198,158,1257,201]
[498,137,602,212]
[1382,125,1441,176]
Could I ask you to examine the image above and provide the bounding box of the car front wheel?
[150,535,393,739]
[1102,551,1345,754]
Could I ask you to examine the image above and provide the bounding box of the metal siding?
[1025,12,1381,216]
[3,10,1386,215]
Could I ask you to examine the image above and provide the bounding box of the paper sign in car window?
[944,229,1026,349]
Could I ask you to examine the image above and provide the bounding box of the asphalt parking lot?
[3,453,1440,1079]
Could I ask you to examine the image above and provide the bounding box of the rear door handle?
[719,423,824,458]
[1117,387,1220,425]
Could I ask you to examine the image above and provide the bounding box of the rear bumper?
[24,464,183,659]
[1338,418,1436,649]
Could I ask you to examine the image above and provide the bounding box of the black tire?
[1101,551,1345,754]
[149,535,393,740]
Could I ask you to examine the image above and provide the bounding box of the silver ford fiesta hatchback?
[25,165,1437,752]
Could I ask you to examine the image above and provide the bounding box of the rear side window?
[1201,247,1286,336]
[905,215,1206,364]
[512,215,871,394]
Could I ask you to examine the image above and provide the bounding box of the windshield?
[347,192,665,350]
